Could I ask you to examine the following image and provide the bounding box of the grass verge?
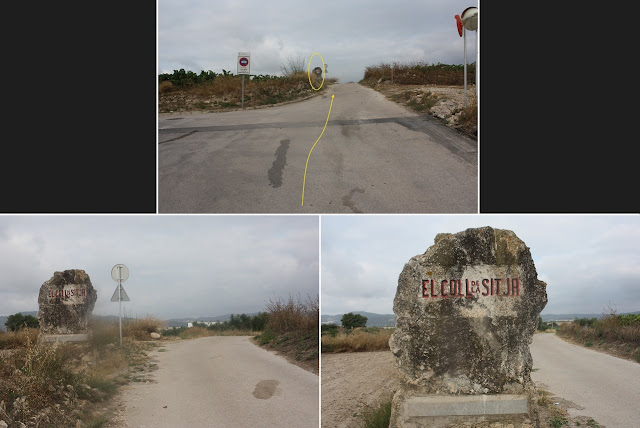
[0,316,164,427]
[556,311,640,363]
[159,70,336,113]
[253,294,319,374]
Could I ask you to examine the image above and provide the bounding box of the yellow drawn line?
[301,94,335,206]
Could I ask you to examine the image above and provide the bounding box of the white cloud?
[0,216,318,320]
[321,215,640,316]
[158,0,478,82]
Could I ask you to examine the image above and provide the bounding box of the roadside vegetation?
[0,315,165,427]
[359,61,477,138]
[160,312,269,340]
[556,310,640,362]
[322,327,392,353]
[360,396,393,428]
[159,56,337,113]
[253,294,319,374]
[361,61,475,86]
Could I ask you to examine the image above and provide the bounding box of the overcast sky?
[0,215,318,320]
[321,215,640,316]
[158,0,478,83]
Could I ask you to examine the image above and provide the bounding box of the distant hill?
[541,311,640,321]
[322,311,396,327]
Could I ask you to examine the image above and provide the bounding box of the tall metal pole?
[118,266,122,346]
[464,27,467,109]
[242,75,245,110]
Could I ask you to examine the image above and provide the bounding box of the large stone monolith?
[389,227,547,428]
[37,269,97,341]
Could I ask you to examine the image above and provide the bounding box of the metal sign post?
[460,7,478,110]
[237,52,250,110]
[111,264,130,346]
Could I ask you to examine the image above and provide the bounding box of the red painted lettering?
[511,278,520,296]
[441,280,448,297]
[482,279,489,295]
[422,280,429,298]
[495,278,502,295]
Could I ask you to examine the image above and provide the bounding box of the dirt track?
[321,351,401,428]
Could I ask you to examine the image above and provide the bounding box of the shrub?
[362,61,475,86]
[122,316,164,341]
[321,324,340,337]
[5,313,39,331]
[265,294,318,335]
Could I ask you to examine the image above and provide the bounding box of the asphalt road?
[119,336,319,428]
[531,333,640,428]
[158,82,477,213]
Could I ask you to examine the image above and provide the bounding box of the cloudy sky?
[321,215,640,316]
[0,215,318,320]
[158,0,478,83]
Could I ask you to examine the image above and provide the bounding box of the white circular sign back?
[111,264,129,282]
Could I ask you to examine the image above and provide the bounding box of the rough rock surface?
[37,269,97,334]
[389,227,547,427]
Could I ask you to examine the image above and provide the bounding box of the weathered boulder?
[389,227,547,427]
[37,269,97,335]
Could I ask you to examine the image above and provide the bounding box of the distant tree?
[321,323,340,337]
[537,316,548,332]
[341,313,367,330]
[5,313,39,331]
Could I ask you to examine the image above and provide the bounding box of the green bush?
[5,313,39,331]
[321,324,339,337]
[341,313,367,329]
[256,329,276,346]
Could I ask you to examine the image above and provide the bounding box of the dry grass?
[322,328,393,353]
[265,294,318,335]
[0,317,167,426]
[0,327,40,349]
[123,316,165,341]
[159,73,335,113]
[362,61,474,86]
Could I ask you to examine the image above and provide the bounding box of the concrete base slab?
[40,333,89,343]
[393,393,531,428]
[406,394,528,417]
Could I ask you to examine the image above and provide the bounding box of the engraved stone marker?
[389,227,547,427]
[37,269,97,341]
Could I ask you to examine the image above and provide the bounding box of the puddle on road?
[268,139,290,188]
[252,379,280,399]
[342,187,364,213]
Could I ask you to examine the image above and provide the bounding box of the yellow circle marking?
[307,52,325,91]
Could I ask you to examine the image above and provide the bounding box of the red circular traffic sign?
[239,57,249,66]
